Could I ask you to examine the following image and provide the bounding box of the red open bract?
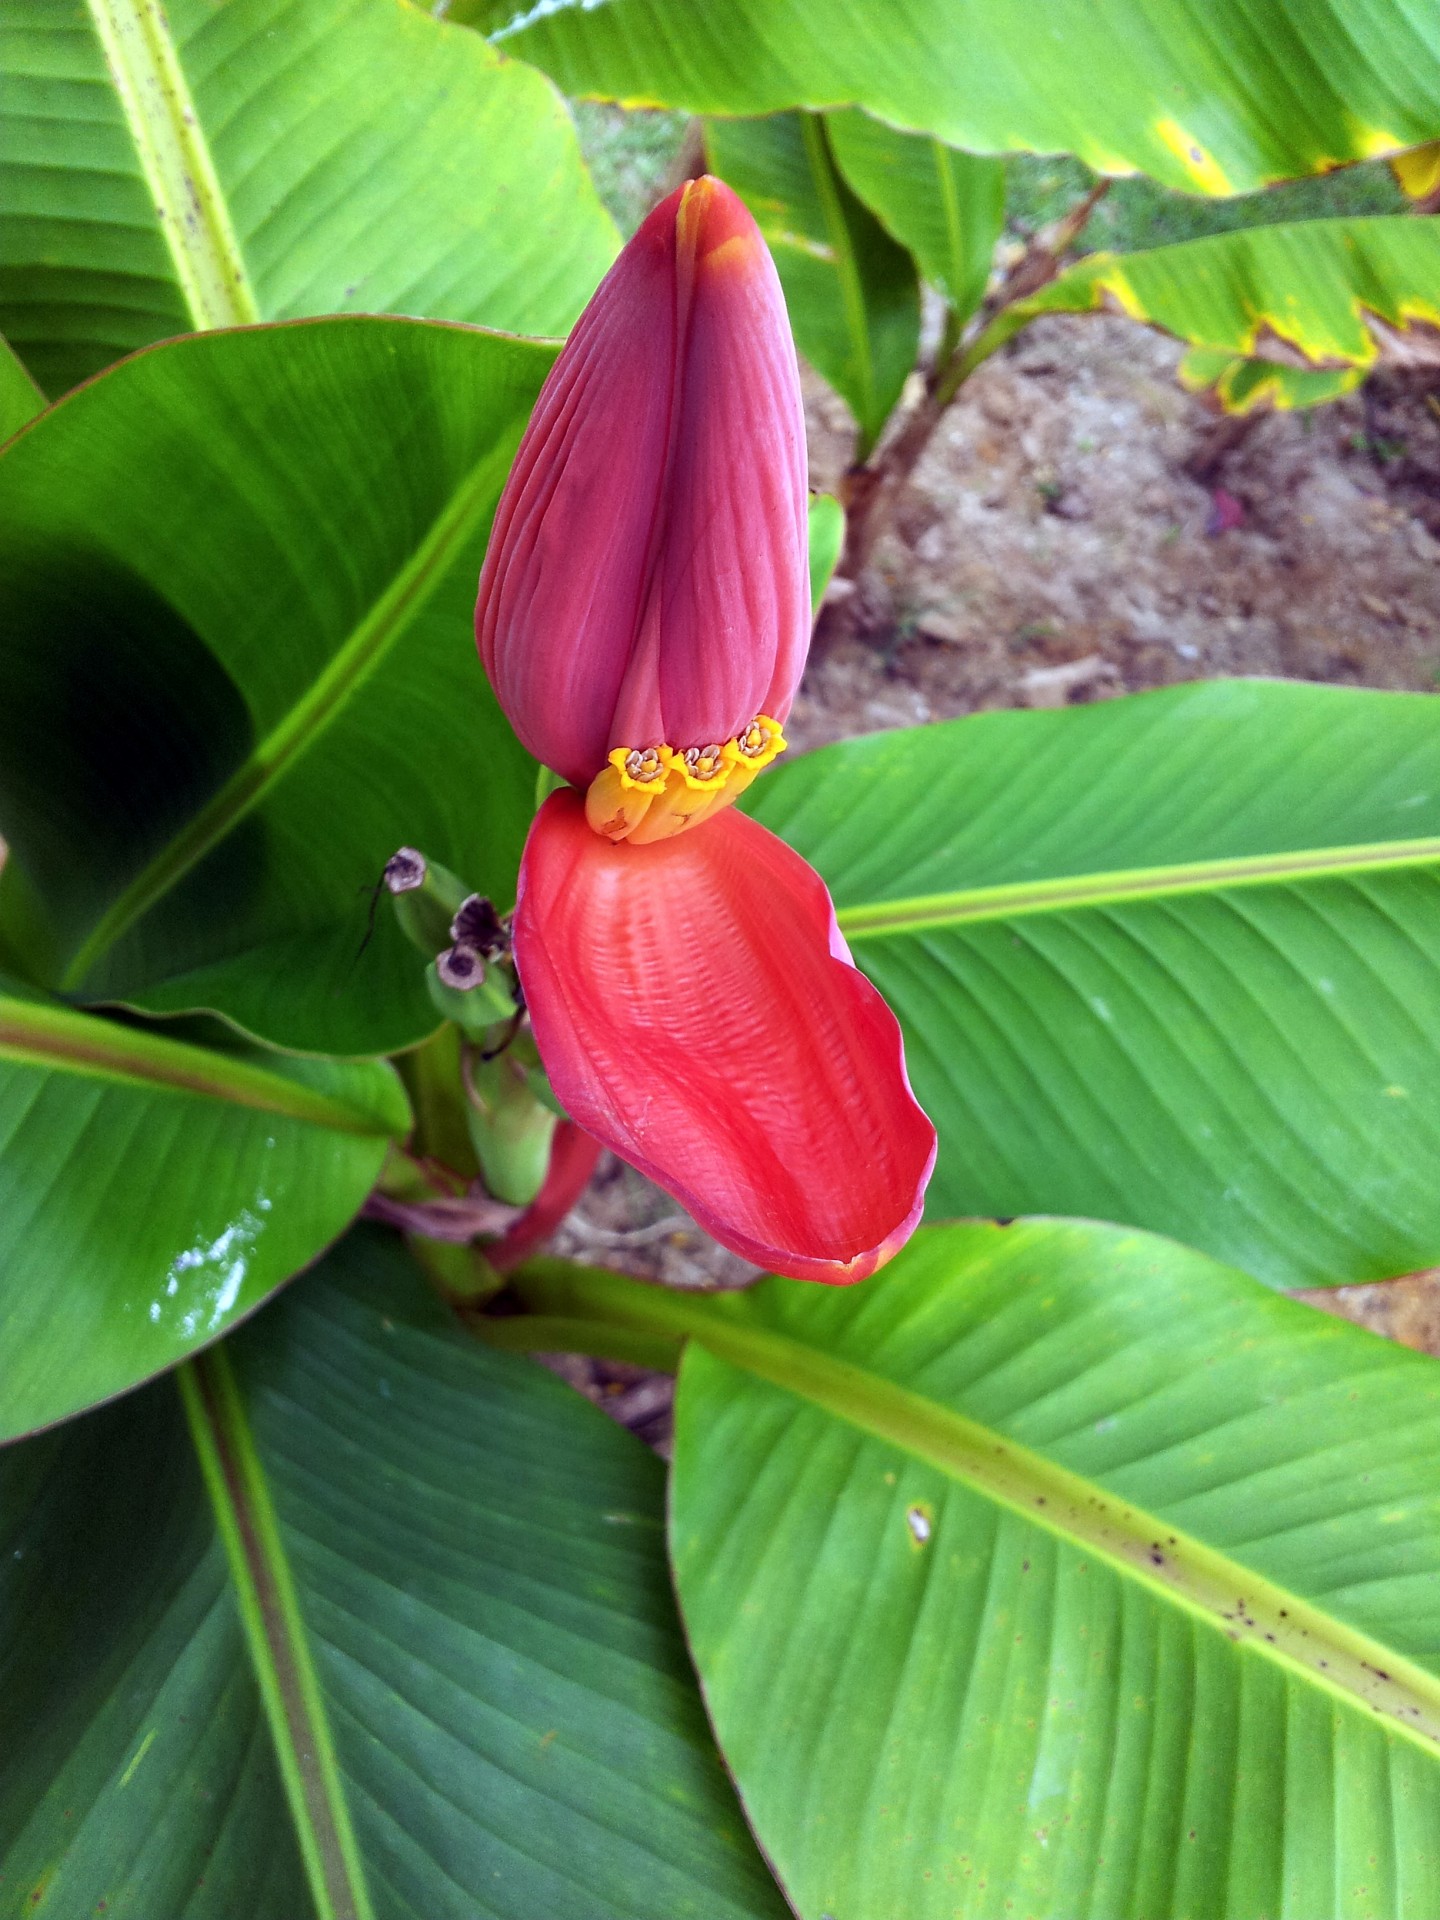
[514,792,936,1283]
[476,175,809,826]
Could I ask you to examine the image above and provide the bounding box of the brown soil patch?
[793,313,1440,751]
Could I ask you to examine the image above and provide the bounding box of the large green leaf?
[967,214,1440,411]
[509,1222,1440,1920]
[0,1229,787,1919]
[747,680,1440,1288]
[826,110,1005,323]
[706,112,918,455]
[0,980,406,1441]
[1,0,617,399]
[492,0,1440,196]
[0,316,553,1055]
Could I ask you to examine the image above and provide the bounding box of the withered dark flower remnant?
[383,847,427,893]
[477,175,934,1281]
[437,943,486,992]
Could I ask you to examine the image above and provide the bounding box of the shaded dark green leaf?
[0,317,552,1054]
[0,1230,787,1919]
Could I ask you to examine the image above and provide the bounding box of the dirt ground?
[539,308,1440,1444]
[795,313,1440,748]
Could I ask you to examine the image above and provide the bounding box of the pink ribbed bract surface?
[476,175,810,786]
[514,792,936,1283]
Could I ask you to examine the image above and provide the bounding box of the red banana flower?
[477,171,807,841]
[476,176,935,1282]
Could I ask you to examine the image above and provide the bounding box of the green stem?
[933,300,964,377]
[476,1309,682,1373]
[835,838,1440,942]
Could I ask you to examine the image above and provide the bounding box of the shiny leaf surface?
[492,0,1440,196]
[749,680,1440,1286]
[2,0,617,398]
[0,981,406,1441]
[706,113,918,454]
[826,110,1005,321]
[0,317,553,1054]
[0,1230,788,1919]
[971,214,1440,411]
[660,1221,1440,1919]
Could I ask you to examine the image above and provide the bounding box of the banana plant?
[6,4,1440,1917]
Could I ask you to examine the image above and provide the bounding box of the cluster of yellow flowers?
[583,714,787,842]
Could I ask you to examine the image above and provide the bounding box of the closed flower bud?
[476,174,809,837]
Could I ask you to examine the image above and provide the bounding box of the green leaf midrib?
[0,991,393,1133]
[181,1351,374,1920]
[61,420,526,989]
[83,0,259,332]
[512,1260,1440,1759]
[832,836,1440,939]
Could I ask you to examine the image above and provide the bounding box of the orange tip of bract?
[513,791,937,1283]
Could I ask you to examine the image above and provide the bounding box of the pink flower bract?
[476,175,810,790]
